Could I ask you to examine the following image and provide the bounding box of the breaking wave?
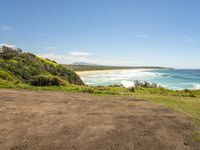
[79,69,200,90]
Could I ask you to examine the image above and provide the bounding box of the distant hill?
[65,64,172,71]
[72,62,98,66]
[0,45,84,86]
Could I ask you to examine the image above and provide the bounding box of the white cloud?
[179,35,195,43]
[37,53,138,66]
[38,53,69,63]
[0,43,16,51]
[68,51,92,57]
[0,25,12,31]
[37,53,92,64]
[167,35,196,43]
[0,43,16,48]
[136,34,148,38]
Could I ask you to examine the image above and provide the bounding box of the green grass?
[0,69,14,81]
[132,93,200,142]
[0,79,200,142]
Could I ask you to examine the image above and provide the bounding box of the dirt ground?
[0,89,199,150]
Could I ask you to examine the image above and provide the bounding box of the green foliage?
[0,46,20,59]
[133,86,200,97]
[30,75,66,86]
[134,80,158,88]
[0,46,84,85]
[0,69,13,81]
[0,79,15,88]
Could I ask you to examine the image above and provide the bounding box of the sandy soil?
[0,89,199,150]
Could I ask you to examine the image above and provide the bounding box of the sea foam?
[79,69,200,90]
[195,84,200,89]
[121,80,134,88]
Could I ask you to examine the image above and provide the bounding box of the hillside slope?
[0,46,84,85]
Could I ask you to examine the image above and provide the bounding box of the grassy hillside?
[0,46,84,85]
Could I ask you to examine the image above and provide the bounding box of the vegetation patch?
[30,75,66,86]
[0,69,13,81]
[0,46,84,86]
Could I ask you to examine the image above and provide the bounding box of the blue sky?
[0,0,200,68]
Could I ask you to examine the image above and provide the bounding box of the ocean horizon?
[78,69,200,90]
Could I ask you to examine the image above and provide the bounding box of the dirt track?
[0,89,199,150]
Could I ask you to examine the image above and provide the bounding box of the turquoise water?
[79,69,200,90]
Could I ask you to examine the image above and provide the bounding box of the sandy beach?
[76,68,155,75]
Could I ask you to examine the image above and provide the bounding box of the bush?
[0,46,19,59]
[30,75,66,86]
[134,80,158,88]
[0,69,13,81]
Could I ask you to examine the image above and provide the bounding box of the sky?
[0,0,200,69]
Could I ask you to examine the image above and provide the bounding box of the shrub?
[0,46,19,59]
[30,75,66,86]
[0,69,13,81]
[134,80,158,88]
[80,87,95,93]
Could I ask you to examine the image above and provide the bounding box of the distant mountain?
[66,64,172,71]
[72,62,99,66]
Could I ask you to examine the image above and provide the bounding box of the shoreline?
[76,68,155,75]
[76,69,200,90]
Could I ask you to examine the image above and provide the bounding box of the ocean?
[78,69,200,90]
